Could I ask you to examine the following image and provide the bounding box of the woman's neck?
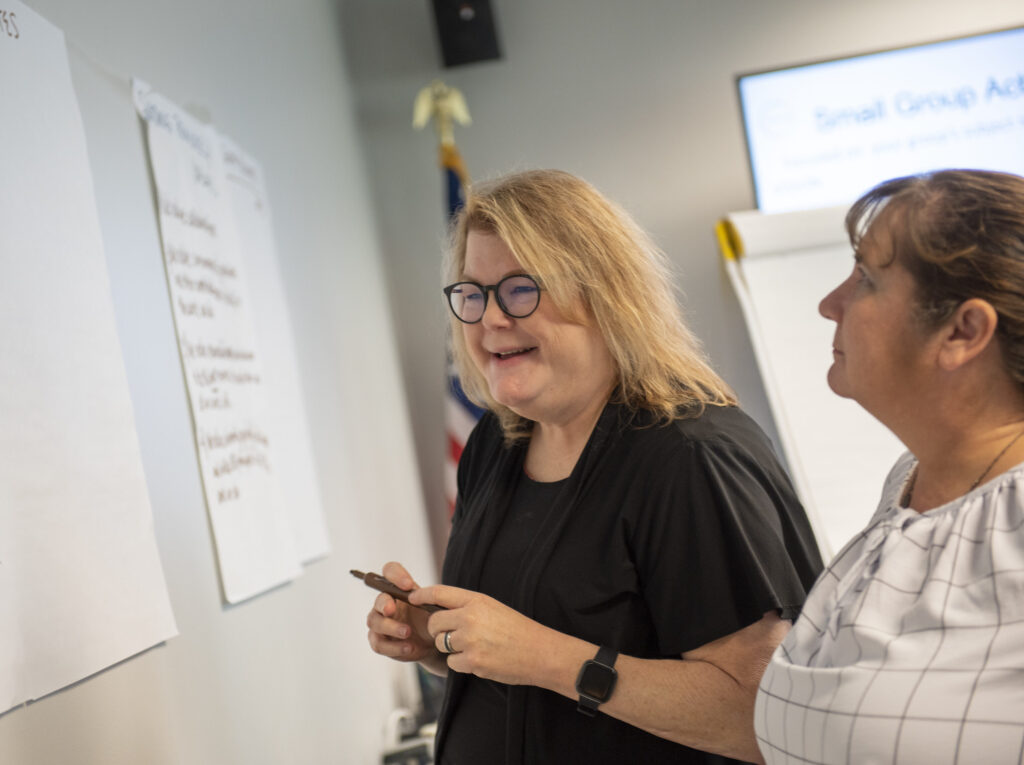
[909,417,1024,509]
[889,358,1024,511]
[523,394,610,483]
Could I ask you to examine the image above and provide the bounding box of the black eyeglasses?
[442,274,542,324]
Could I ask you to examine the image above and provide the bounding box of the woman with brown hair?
[367,169,822,763]
[756,169,1024,764]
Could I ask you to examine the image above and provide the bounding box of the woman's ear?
[936,298,999,371]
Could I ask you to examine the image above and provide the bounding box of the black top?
[442,475,565,762]
[437,401,823,764]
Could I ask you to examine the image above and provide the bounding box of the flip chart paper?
[220,136,330,562]
[134,81,302,603]
[0,2,176,714]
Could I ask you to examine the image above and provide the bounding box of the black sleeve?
[627,425,823,655]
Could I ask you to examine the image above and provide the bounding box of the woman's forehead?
[859,205,906,261]
[463,230,521,272]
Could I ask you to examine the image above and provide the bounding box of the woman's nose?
[819,281,844,322]
[480,291,512,327]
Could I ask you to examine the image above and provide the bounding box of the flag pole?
[410,78,481,728]
[413,79,484,528]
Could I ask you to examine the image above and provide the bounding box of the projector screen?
[738,26,1024,213]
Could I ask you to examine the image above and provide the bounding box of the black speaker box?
[431,0,502,68]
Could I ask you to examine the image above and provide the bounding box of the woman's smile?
[490,346,537,361]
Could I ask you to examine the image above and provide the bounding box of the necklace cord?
[902,425,1024,508]
[970,426,1024,491]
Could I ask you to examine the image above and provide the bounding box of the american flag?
[440,143,485,517]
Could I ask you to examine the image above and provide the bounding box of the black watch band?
[575,645,618,716]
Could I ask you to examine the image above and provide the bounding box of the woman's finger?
[368,628,417,659]
[434,629,450,655]
[373,591,397,616]
[368,602,412,640]
[381,561,417,591]
[410,583,474,610]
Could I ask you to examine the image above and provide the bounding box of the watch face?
[578,661,615,699]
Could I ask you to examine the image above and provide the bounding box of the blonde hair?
[444,169,735,440]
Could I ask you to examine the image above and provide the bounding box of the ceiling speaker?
[431,0,502,68]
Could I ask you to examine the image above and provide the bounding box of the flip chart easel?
[716,206,905,558]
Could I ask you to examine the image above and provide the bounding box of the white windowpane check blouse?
[756,451,1024,765]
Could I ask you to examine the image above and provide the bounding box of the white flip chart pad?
[719,206,906,557]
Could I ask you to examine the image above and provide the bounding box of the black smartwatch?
[575,646,618,716]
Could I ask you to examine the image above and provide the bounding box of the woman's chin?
[825,368,852,400]
[489,387,538,418]
[493,395,532,417]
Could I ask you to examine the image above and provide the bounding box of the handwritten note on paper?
[134,82,301,603]
[0,3,175,714]
[221,136,330,562]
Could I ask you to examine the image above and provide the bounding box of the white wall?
[1,1,435,764]
[340,0,1024,563]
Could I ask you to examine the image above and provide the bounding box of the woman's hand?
[409,584,779,761]
[365,562,442,671]
[410,584,554,686]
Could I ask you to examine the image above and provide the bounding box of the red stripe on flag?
[447,432,464,465]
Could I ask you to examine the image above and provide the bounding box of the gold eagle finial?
[413,80,471,146]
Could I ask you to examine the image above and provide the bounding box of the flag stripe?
[447,433,464,465]
[440,140,480,521]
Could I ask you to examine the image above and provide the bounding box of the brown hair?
[444,169,736,440]
[846,169,1024,384]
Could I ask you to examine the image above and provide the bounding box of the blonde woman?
[367,170,822,764]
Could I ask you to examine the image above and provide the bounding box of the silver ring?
[442,630,454,654]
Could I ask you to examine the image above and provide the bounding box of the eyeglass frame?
[442,273,543,324]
